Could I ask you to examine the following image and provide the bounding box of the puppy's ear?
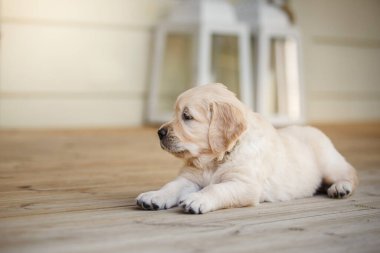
[208,102,247,155]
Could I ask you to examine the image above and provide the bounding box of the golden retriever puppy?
[136,84,358,214]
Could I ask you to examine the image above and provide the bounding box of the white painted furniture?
[236,0,305,125]
[147,0,252,123]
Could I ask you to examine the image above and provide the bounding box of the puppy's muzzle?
[157,127,168,140]
[157,126,184,156]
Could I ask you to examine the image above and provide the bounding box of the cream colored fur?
[136,84,358,214]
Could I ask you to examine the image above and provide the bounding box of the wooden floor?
[0,124,379,253]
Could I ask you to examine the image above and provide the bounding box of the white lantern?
[236,0,305,125]
[147,0,253,123]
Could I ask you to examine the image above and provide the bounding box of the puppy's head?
[158,83,247,161]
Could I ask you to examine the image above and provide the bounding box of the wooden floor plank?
[0,124,379,253]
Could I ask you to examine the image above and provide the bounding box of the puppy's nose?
[157,128,168,140]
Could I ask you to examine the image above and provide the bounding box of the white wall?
[0,0,379,128]
[292,0,380,122]
[0,0,174,128]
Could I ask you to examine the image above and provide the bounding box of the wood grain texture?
[0,124,379,253]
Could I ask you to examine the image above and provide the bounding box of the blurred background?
[0,0,379,129]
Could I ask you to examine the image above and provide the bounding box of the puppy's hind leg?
[307,127,359,199]
[320,149,358,199]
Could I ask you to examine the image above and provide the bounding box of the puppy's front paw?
[179,193,214,214]
[327,181,352,199]
[136,191,177,210]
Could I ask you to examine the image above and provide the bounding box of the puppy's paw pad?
[152,202,159,210]
[180,193,213,214]
[136,192,155,210]
[142,202,151,209]
[136,191,177,210]
[327,181,352,199]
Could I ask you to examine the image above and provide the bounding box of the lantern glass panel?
[211,35,240,98]
[268,37,301,119]
[250,36,258,110]
[284,38,301,120]
[158,33,193,113]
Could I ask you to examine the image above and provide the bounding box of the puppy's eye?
[182,112,193,121]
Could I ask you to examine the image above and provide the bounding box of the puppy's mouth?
[160,139,188,157]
